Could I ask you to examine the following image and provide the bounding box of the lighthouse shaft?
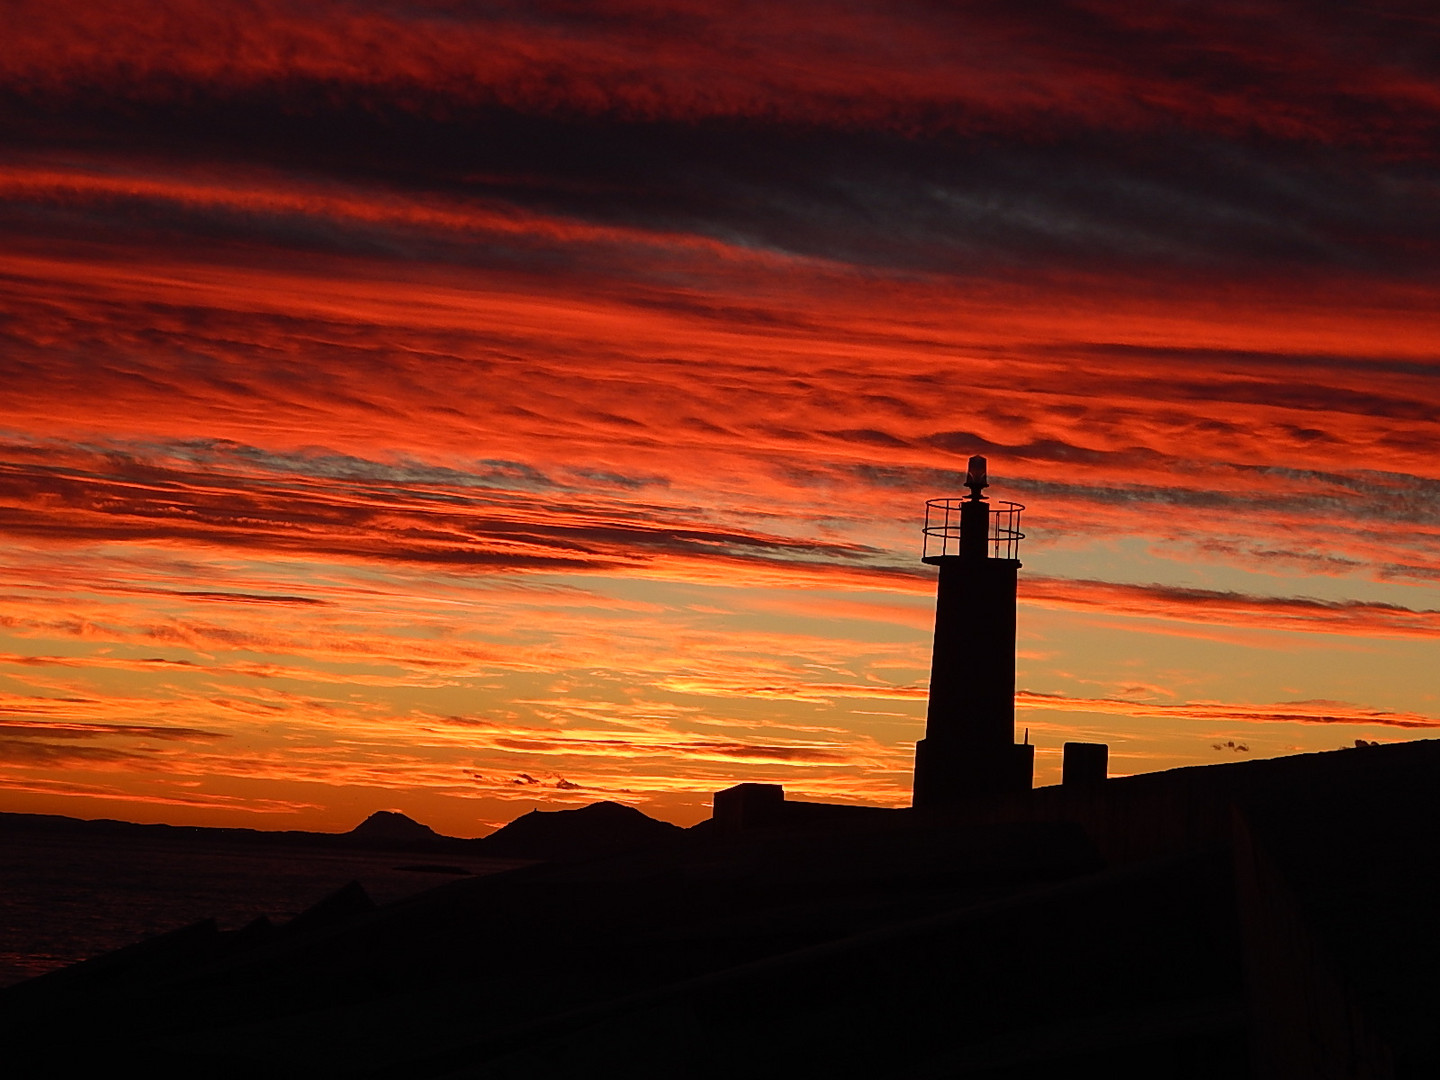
[926,554,1018,754]
[912,472,1031,809]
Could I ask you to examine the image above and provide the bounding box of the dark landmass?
[349,810,444,844]
[0,800,682,862]
[0,808,471,854]
[474,800,685,860]
[2,742,1436,1077]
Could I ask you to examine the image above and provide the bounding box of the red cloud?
[4,1,1437,150]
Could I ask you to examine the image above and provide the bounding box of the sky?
[1,0,1438,835]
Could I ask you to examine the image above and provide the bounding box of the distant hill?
[347,811,441,844]
[0,802,685,863]
[474,801,684,860]
[0,810,459,853]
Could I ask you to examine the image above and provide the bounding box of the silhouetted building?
[1063,741,1109,786]
[713,782,786,833]
[712,782,899,834]
[913,456,1033,808]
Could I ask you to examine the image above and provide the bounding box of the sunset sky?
[2,1,1438,834]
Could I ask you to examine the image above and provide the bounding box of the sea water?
[0,825,504,987]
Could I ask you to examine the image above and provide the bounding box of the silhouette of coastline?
[0,801,689,988]
[1,741,1436,1077]
[0,807,471,855]
[0,801,680,859]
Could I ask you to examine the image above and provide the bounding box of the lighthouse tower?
[912,456,1033,809]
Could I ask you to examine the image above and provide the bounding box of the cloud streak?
[1017,691,1440,730]
[1024,577,1440,639]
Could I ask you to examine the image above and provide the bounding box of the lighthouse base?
[912,737,1033,810]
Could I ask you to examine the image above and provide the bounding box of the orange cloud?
[1017,690,1440,730]
[1023,577,1440,639]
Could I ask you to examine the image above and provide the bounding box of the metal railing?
[923,499,1024,560]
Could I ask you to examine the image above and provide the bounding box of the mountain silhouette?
[346,810,441,843]
[475,800,684,860]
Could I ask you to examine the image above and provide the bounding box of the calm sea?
[0,826,509,987]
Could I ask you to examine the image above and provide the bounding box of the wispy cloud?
[1024,577,1440,639]
[1017,690,1440,729]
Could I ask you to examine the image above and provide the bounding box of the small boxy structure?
[713,782,787,834]
[913,456,1034,809]
[1062,742,1109,786]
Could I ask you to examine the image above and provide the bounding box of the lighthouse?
[912,456,1033,809]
